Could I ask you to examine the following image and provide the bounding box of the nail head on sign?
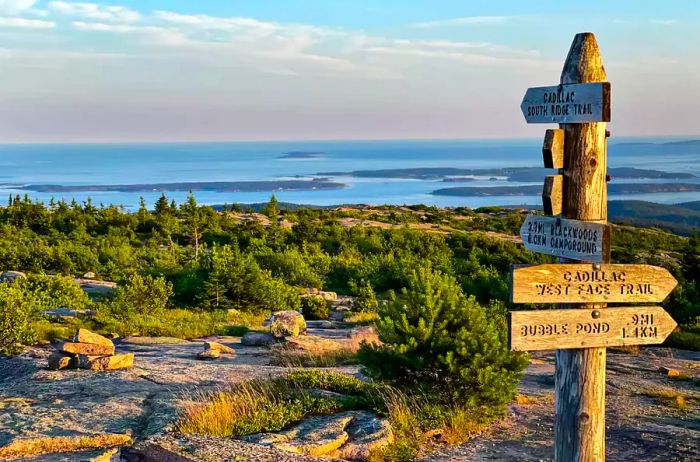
[591,310,601,319]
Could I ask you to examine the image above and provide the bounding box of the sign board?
[511,264,678,304]
[543,129,565,169]
[521,82,611,124]
[542,175,563,216]
[508,306,677,351]
[520,215,609,262]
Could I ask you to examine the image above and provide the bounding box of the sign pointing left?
[521,82,611,124]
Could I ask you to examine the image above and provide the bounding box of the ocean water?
[0,137,699,211]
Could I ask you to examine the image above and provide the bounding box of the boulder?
[73,278,117,295]
[244,412,354,457]
[74,329,114,348]
[319,291,337,301]
[48,352,75,370]
[0,271,26,283]
[42,308,95,322]
[241,332,276,346]
[329,311,344,322]
[77,353,134,371]
[196,348,220,360]
[83,271,96,279]
[270,311,307,338]
[204,341,236,355]
[59,342,115,356]
[278,335,345,354]
[338,411,393,460]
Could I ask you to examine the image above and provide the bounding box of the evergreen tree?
[358,266,528,407]
[154,193,169,215]
[182,192,202,257]
[263,194,279,219]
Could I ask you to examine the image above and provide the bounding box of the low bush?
[359,267,528,408]
[353,280,380,312]
[89,308,228,339]
[300,295,330,320]
[0,283,37,355]
[664,328,700,351]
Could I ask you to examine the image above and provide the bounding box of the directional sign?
[511,264,678,304]
[543,129,565,169]
[521,82,611,124]
[542,175,563,216]
[520,215,609,262]
[508,306,677,351]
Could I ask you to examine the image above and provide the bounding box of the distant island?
[279,151,325,159]
[20,179,345,193]
[432,183,700,197]
[319,167,695,182]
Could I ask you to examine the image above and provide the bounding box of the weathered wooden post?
[512,31,678,462]
[555,32,609,462]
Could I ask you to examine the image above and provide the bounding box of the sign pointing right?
[511,264,678,304]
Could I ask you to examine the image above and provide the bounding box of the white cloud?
[0,16,54,28]
[411,16,511,28]
[0,0,35,14]
[71,21,188,45]
[49,1,140,23]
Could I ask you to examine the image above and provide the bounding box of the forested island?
[321,166,695,182]
[432,183,700,196]
[18,179,344,193]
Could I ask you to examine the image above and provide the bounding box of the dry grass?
[440,408,488,445]
[270,348,358,367]
[0,433,131,460]
[344,311,380,325]
[177,380,285,438]
[514,393,553,406]
[637,386,691,411]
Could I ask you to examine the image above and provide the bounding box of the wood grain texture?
[508,306,677,351]
[543,129,565,169]
[543,175,563,216]
[510,264,678,304]
[556,32,608,462]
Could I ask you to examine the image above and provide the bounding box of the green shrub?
[664,328,700,351]
[300,295,330,320]
[104,273,172,320]
[0,283,36,355]
[22,274,91,313]
[353,279,380,312]
[90,308,226,339]
[358,267,528,408]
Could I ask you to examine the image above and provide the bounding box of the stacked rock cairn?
[48,328,134,371]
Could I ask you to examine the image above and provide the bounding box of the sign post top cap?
[562,32,606,84]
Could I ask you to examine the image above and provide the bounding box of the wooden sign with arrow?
[520,215,609,262]
[511,263,678,304]
[521,82,611,124]
[508,306,677,351]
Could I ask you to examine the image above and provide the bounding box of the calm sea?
[0,137,699,211]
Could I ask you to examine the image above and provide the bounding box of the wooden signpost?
[520,216,609,263]
[511,33,679,462]
[511,263,677,304]
[521,82,611,124]
[508,306,677,351]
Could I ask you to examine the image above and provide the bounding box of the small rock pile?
[48,329,134,371]
[197,341,237,360]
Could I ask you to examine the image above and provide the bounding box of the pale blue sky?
[1,0,698,142]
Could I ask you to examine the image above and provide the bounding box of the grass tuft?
[0,433,131,460]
